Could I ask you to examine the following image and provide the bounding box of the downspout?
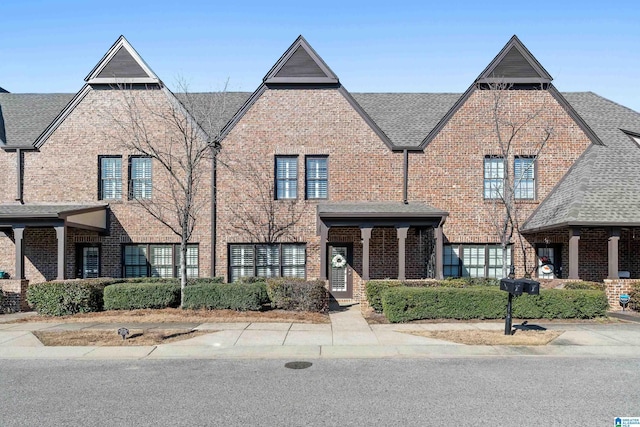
[210,147,217,278]
[403,149,409,204]
[15,149,23,204]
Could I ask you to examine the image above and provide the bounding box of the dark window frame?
[128,155,153,200]
[483,155,504,200]
[443,243,513,278]
[98,155,123,200]
[122,243,199,278]
[228,243,306,282]
[75,243,101,279]
[305,155,329,200]
[514,155,537,200]
[274,155,299,200]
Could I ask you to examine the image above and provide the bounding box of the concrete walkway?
[1,305,640,360]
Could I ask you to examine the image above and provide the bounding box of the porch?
[317,201,447,302]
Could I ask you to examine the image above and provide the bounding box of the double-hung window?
[483,156,504,199]
[99,156,122,200]
[444,244,512,278]
[129,156,152,199]
[229,243,306,282]
[514,156,535,200]
[306,156,328,199]
[275,156,298,199]
[123,244,199,278]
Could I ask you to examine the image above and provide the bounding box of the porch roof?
[0,204,108,231]
[318,201,447,227]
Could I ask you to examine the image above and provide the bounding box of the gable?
[85,35,160,85]
[264,36,338,85]
[96,46,149,79]
[477,35,552,84]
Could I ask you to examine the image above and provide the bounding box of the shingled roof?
[0,93,73,148]
[523,92,640,231]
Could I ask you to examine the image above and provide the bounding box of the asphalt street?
[2,357,639,426]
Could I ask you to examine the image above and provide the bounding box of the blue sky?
[2,0,639,111]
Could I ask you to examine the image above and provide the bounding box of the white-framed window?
[229,243,306,282]
[306,156,328,199]
[123,244,199,278]
[275,156,298,199]
[514,156,535,200]
[484,156,504,199]
[99,156,122,200]
[444,244,512,278]
[129,156,152,199]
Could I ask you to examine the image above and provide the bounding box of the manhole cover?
[284,361,313,370]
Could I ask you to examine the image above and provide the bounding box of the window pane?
[131,157,152,199]
[230,245,254,281]
[100,157,122,199]
[124,245,147,278]
[443,245,461,277]
[484,157,504,199]
[173,245,199,278]
[306,157,328,199]
[515,157,535,199]
[462,246,485,278]
[151,246,173,278]
[276,157,297,199]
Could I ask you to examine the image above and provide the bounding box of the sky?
[1,0,639,112]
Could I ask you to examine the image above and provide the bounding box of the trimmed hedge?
[27,280,110,316]
[104,282,181,310]
[564,281,605,291]
[626,282,640,311]
[366,280,404,312]
[266,278,329,313]
[183,282,269,311]
[381,286,609,323]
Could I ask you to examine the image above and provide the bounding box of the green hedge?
[626,282,640,311]
[381,286,609,323]
[365,280,404,312]
[27,280,109,316]
[182,282,269,311]
[104,283,181,310]
[266,278,329,313]
[564,281,605,291]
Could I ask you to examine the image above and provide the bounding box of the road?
[1,357,639,426]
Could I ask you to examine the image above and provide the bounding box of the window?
[129,156,152,199]
[275,156,297,199]
[444,244,512,278]
[484,156,504,199]
[123,244,198,278]
[306,156,328,199]
[99,156,122,200]
[514,157,535,200]
[229,243,306,282]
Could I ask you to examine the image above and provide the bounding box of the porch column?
[319,223,329,280]
[434,224,444,280]
[396,226,409,281]
[55,225,66,281]
[608,227,620,280]
[14,226,25,280]
[568,228,580,279]
[360,226,373,281]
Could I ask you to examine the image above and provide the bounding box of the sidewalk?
[1,305,640,360]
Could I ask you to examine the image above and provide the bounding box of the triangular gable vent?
[85,36,160,85]
[477,35,552,84]
[264,36,339,85]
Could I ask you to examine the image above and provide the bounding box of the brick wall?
[1,279,29,312]
[0,87,214,283]
[604,279,638,311]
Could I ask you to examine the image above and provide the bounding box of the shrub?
[183,282,269,311]
[381,286,609,323]
[104,283,181,310]
[27,280,107,316]
[628,282,640,311]
[189,277,224,285]
[365,280,403,312]
[266,278,329,313]
[564,281,605,291]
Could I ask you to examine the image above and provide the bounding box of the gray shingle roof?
[0,204,107,219]
[523,92,640,230]
[0,93,73,148]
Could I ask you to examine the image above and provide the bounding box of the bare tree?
[107,80,228,306]
[221,157,305,243]
[480,82,555,278]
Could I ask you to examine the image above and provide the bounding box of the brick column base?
[604,279,638,311]
[1,279,30,313]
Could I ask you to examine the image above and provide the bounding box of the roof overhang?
[0,204,108,232]
[522,221,640,234]
[318,201,448,229]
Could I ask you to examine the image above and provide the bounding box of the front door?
[536,244,562,279]
[328,244,353,299]
[76,245,100,279]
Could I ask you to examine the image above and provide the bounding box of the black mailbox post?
[500,278,540,335]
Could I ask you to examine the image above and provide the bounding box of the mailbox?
[500,278,540,296]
